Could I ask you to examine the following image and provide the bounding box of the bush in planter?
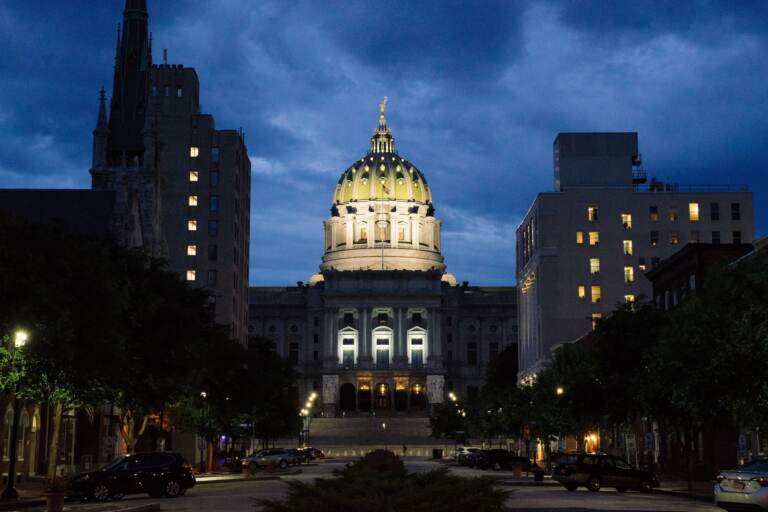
[45,477,72,512]
[260,450,507,512]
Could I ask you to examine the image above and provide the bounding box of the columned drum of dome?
[320,99,445,273]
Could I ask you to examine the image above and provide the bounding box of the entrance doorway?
[339,383,356,411]
[394,385,408,411]
[410,383,426,409]
[358,384,372,411]
[374,382,391,410]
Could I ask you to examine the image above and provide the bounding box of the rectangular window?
[186,270,196,281]
[314,316,319,327]
[489,342,499,360]
[313,333,319,344]
[190,146,199,158]
[638,257,646,271]
[207,244,218,262]
[398,227,405,241]
[211,147,220,162]
[624,294,636,303]
[690,230,700,243]
[710,202,720,221]
[669,208,678,222]
[188,195,198,206]
[189,170,199,182]
[578,285,586,299]
[447,316,453,327]
[176,85,183,97]
[210,195,219,212]
[378,313,388,325]
[591,286,601,304]
[187,220,197,231]
[731,202,741,221]
[151,85,157,96]
[467,342,478,365]
[591,313,602,331]
[343,313,354,326]
[208,220,219,237]
[649,206,659,222]
[623,240,633,255]
[210,171,219,187]
[589,258,600,275]
[187,244,197,256]
[412,312,422,325]
[621,213,632,230]
[164,85,170,97]
[587,206,598,222]
[712,230,721,244]
[650,231,659,246]
[670,231,680,244]
[207,269,217,286]
[288,343,299,365]
[576,231,584,244]
[313,350,318,361]
[446,350,453,362]
[447,333,453,344]
[689,202,700,222]
[589,231,599,246]
[733,230,742,244]
[624,266,635,283]
[376,340,390,369]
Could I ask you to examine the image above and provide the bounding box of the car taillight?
[752,477,768,487]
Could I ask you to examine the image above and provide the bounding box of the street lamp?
[555,386,565,396]
[2,329,29,501]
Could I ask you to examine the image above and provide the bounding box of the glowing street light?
[556,386,565,396]
[13,330,28,348]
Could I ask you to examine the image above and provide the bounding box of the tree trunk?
[206,440,214,473]
[46,402,63,480]
[686,428,695,492]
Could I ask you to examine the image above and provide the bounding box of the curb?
[654,488,714,503]
[0,499,45,511]
[495,480,559,487]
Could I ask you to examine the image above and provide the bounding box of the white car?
[455,446,482,465]
[715,458,768,511]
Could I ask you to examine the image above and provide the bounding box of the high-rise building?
[516,132,754,382]
[90,0,251,342]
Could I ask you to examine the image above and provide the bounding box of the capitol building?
[248,100,517,416]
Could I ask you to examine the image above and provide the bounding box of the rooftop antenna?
[163,49,168,65]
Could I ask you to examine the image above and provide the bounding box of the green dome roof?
[333,98,432,205]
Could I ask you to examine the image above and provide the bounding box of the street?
[29,459,723,512]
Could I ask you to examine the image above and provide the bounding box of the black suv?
[71,452,195,501]
[475,449,534,471]
[553,453,658,493]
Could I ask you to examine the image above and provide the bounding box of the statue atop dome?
[379,96,388,118]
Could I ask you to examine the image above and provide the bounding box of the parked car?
[475,449,534,471]
[455,447,482,466]
[297,447,325,461]
[242,448,297,469]
[553,453,658,492]
[714,458,768,511]
[70,452,195,502]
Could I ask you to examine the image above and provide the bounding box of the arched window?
[337,327,358,368]
[407,327,428,368]
[372,326,393,369]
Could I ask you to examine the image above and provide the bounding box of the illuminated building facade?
[248,102,517,416]
[516,132,754,382]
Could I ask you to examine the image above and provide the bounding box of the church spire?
[96,86,108,129]
[370,97,395,153]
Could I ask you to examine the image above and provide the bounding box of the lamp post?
[2,330,29,501]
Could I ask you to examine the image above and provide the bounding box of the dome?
[332,97,432,205]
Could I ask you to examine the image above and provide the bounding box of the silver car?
[242,448,297,470]
[715,458,768,511]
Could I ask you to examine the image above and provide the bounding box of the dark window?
[288,343,299,364]
[710,202,720,221]
[733,231,742,244]
[207,269,217,285]
[467,342,478,365]
[649,206,659,222]
[210,171,219,187]
[467,386,479,400]
[163,85,170,97]
[446,350,453,361]
[210,195,219,212]
[447,333,453,344]
[313,381,319,390]
[313,350,318,361]
[211,147,220,162]
[313,333,319,344]
[151,85,157,96]
[313,316,319,327]
[712,231,721,244]
[208,244,218,262]
[208,220,219,237]
[651,257,660,269]
[176,86,183,97]
[412,313,422,325]
[489,342,499,360]
[650,231,659,246]
[378,313,388,325]
[343,313,354,326]
[447,316,453,327]
[731,202,741,221]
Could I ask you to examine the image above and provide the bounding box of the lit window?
[587,206,598,222]
[624,266,635,283]
[591,313,602,331]
[670,231,679,244]
[624,294,636,303]
[621,213,632,230]
[591,286,601,304]
[638,258,647,271]
[189,170,199,182]
[689,202,700,222]
[188,195,198,206]
[186,270,196,281]
[190,146,199,158]
[669,208,678,222]
[590,258,600,275]
[649,206,659,222]
[187,220,197,231]
[576,231,584,244]
[578,285,586,299]
[589,232,599,246]
[623,240,633,255]
[187,244,197,256]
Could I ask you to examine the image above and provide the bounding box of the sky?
[0,1,766,285]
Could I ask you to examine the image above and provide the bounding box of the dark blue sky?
[0,1,766,285]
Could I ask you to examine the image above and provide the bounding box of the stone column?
[345,215,354,247]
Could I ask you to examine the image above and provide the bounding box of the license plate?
[732,481,745,491]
